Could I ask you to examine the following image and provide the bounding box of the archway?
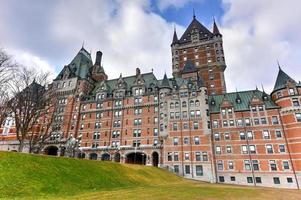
[101,153,111,161]
[89,153,98,160]
[126,152,146,165]
[114,153,120,162]
[152,152,159,167]
[78,152,86,159]
[44,146,58,156]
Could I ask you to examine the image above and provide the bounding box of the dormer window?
[236,98,241,104]
[101,86,104,90]
[211,99,215,105]
[289,88,295,95]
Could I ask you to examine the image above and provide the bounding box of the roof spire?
[261,83,265,92]
[277,60,281,69]
[82,41,85,49]
[213,17,221,35]
[171,25,179,45]
[193,8,196,19]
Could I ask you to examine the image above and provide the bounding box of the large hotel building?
[1,16,301,189]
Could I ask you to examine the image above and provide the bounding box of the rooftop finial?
[261,83,265,92]
[277,60,281,69]
[82,41,85,49]
[193,8,196,19]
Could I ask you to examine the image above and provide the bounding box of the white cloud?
[155,0,201,11]
[220,0,301,93]
[50,0,185,79]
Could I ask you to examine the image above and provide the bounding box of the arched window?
[175,102,179,108]
[182,101,187,107]
[170,102,174,109]
[190,100,194,107]
[195,100,200,107]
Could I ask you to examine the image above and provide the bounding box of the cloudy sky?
[0,0,300,93]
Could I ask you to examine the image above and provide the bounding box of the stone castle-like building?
[1,15,301,189]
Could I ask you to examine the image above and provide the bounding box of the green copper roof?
[209,90,278,113]
[55,47,93,80]
[160,73,171,88]
[182,60,198,74]
[273,68,296,91]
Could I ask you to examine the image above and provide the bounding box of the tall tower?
[171,15,226,95]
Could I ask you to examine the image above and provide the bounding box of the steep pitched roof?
[171,29,179,45]
[209,90,278,113]
[179,17,213,43]
[182,60,198,74]
[54,47,93,80]
[160,73,171,88]
[273,67,296,91]
[213,19,221,36]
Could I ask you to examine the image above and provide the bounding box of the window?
[224,132,230,140]
[276,130,282,138]
[184,137,189,145]
[185,165,190,174]
[270,160,277,171]
[266,144,273,154]
[247,177,253,183]
[240,132,246,140]
[249,145,256,154]
[194,136,200,145]
[133,140,141,147]
[214,133,220,141]
[292,98,299,106]
[245,118,251,126]
[223,120,228,127]
[242,145,248,154]
[217,160,223,170]
[251,106,257,112]
[221,109,226,115]
[283,161,290,170]
[183,123,188,130]
[167,152,172,161]
[289,88,295,95]
[202,152,208,161]
[182,101,187,107]
[193,122,199,130]
[173,137,179,145]
[229,120,234,126]
[261,118,267,124]
[184,153,189,160]
[296,113,301,122]
[182,111,187,118]
[226,146,232,153]
[247,131,253,140]
[196,165,203,176]
[279,144,286,153]
[228,161,234,170]
[133,129,141,137]
[219,176,225,183]
[212,120,218,128]
[237,119,243,126]
[195,152,201,161]
[258,106,264,111]
[174,152,179,161]
[196,110,201,118]
[273,177,280,184]
[153,128,158,136]
[244,160,251,170]
[230,176,236,181]
[254,118,260,125]
[263,130,270,139]
[174,165,179,173]
[287,177,293,183]
[255,177,262,184]
[272,116,279,125]
[173,123,178,131]
[216,146,221,154]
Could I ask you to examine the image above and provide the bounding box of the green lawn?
[0,151,300,200]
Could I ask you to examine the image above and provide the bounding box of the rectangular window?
[292,98,299,106]
[184,153,189,160]
[230,176,236,181]
[244,160,251,170]
[228,161,234,170]
[216,146,221,154]
[223,120,228,127]
[194,136,200,145]
[253,160,259,171]
[240,132,246,140]
[224,132,230,140]
[255,177,262,184]
[289,88,295,95]
[196,165,203,176]
[270,160,277,171]
[263,130,270,139]
[214,133,220,141]
[242,145,248,154]
[219,176,225,183]
[247,131,253,140]
[212,120,218,128]
[283,161,290,170]
[273,177,280,184]
[202,152,208,161]
[272,116,279,125]
[217,160,223,171]
[167,152,172,161]
[174,165,179,173]
[185,165,190,174]
[237,119,243,126]
[261,118,267,124]
[296,113,301,122]
[173,137,179,146]
[254,118,260,125]
[249,145,256,154]
[193,122,199,130]
[195,152,201,161]
[287,177,293,183]
[279,144,285,153]
[276,130,282,138]
[245,118,251,126]
[173,123,178,131]
[174,152,179,161]
[266,144,273,154]
[229,120,234,126]
[226,146,232,154]
[247,177,253,183]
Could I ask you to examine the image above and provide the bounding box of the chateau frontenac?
[1,16,301,189]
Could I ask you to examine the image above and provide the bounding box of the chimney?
[95,51,102,66]
[136,68,141,76]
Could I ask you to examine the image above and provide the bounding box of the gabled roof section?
[273,67,296,91]
[209,90,278,113]
[55,47,93,81]
[182,60,198,74]
[160,73,171,89]
[213,19,221,36]
[179,17,213,43]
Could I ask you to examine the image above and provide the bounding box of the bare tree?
[7,66,50,152]
[0,49,15,127]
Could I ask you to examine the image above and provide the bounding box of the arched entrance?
[114,153,120,162]
[89,153,98,160]
[152,152,159,167]
[44,146,58,156]
[126,152,146,165]
[78,152,86,159]
[101,153,111,161]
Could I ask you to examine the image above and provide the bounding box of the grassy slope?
[0,151,300,200]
